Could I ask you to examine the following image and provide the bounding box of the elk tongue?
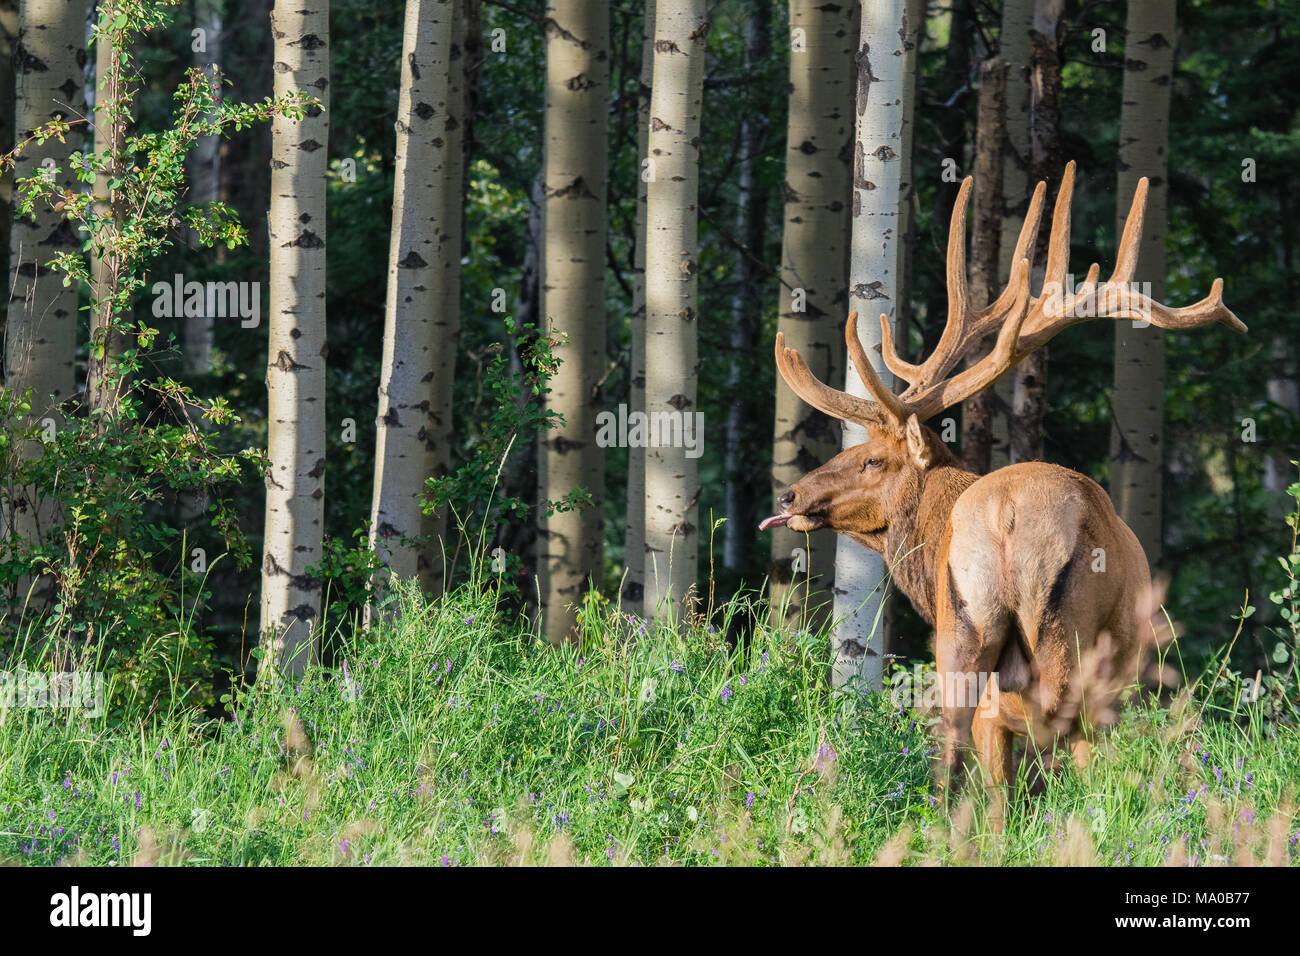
[759,514,790,531]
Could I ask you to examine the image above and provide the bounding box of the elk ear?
[904,415,930,469]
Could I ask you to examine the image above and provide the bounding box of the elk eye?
[862,457,883,471]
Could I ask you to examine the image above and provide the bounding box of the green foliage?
[0,577,1296,866]
[0,1,312,712]
[422,316,591,593]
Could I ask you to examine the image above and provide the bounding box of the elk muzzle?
[759,486,828,533]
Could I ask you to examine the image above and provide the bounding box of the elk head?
[760,399,946,553]
[762,161,1246,551]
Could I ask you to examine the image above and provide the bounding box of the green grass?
[1,580,1297,866]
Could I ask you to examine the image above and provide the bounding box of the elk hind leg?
[934,619,1007,794]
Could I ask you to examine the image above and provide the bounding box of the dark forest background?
[62,0,1300,679]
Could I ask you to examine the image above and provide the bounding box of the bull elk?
[761,162,1245,786]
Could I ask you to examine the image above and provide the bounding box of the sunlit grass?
[0,579,1296,866]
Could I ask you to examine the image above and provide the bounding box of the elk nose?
[778,489,795,511]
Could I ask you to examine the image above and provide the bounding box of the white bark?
[992,0,1033,469]
[369,0,451,608]
[4,0,84,568]
[832,0,908,691]
[537,0,608,642]
[261,0,329,677]
[1110,0,1174,565]
[623,0,654,618]
[0,3,19,379]
[770,0,856,627]
[643,0,706,625]
[420,0,462,597]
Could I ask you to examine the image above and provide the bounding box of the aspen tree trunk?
[1010,0,1060,465]
[4,0,84,573]
[261,0,329,678]
[183,0,223,375]
[88,1,129,419]
[458,0,481,205]
[643,0,705,625]
[894,0,924,357]
[368,0,451,610]
[1109,0,1175,566]
[769,0,856,628]
[623,0,654,618]
[421,0,463,597]
[721,0,770,575]
[832,0,908,691]
[960,57,1005,474]
[178,0,222,532]
[538,0,608,642]
[992,0,1033,469]
[880,0,922,655]
[0,0,17,359]
[922,0,971,355]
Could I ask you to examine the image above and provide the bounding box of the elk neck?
[871,450,977,626]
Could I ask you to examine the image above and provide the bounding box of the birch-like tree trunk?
[183,0,223,375]
[922,1,971,354]
[4,0,84,570]
[721,1,770,575]
[623,0,654,618]
[538,0,608,642]
[261,0,329,678]
[421,0,463,597]
[369,0,451,609]
[88,1,130,419]
[643,0,705,625]
[1109,0,1175,565]
[894,0,924,355]
[832,0,908,691]
[769,0,856,627]
[1010,0,1060,465]
[992,0,1033,469]
[960,57,1006,474]
[880,0,922,653]
[0,1,17,360]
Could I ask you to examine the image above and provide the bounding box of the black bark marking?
[13,42,48,73]
[851,281,889,301]
[272,350,310,372]
[854,42,877,116]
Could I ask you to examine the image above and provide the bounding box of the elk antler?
[775,161,1247,428]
